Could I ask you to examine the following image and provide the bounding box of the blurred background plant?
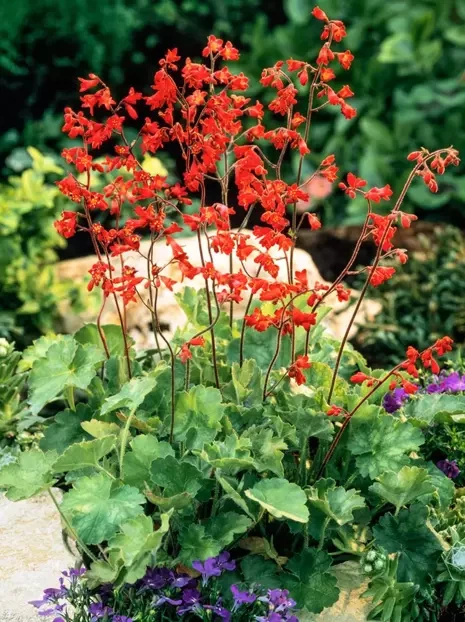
[0,146,84,346]
[1,0,465,226]
[352,226,465,368]
[0,339,43,467]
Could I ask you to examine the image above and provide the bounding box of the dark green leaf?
[283,548,340,613]
[373,504,443,585]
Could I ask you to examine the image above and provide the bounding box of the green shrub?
[0,147,82,345]
[353,226,465,367]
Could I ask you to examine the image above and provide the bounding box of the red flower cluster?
[53,7,459,392]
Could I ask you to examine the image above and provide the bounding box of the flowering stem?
[196,229,220,389]
[317,361,406,478]
[326,161,428,404]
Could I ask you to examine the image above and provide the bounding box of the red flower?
[434,336,453,356]
[245,308,274,332]
[292,308,317,332]
[202,35,223,57]
[364,185,393,203]
[350,372,370,384]
[220,41,240,61]
[369,266,396,287]
[327,405,344,416]
[78,75,99,92]
[317,44,335,66]
[339,172,367,198]
[54,211,78,238]
[307,213,322,230]
[312,6,328,21]
[337,50,354,70]
[288,355,311,386]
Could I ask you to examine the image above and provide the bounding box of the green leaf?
[373,504,443,585]
[19,334,65,372]
[216,473,256,520]
[123,434,174,490]
[75,323,133,358]
[205,512,252,548]
[101,376,159,415]
[222,360,263,406]
[290,408,334,443]
[61,473,145,544]
[151,455,204,497]
[200,433,255,474]
[243,427,287,477]
[91,513,171,586]
[173,385,225,450]
[40,404,92,453]
[245,478,309,523]
[282,548,340,614]
[81,419,121,439]
[0,449,57,500]
[53,436,117,473]
[178,524,222,565]
[369,466,435,513]
[403,393,465,426]
[28,336,104,414]
[348,415,424,479]
[241,555,281,589]
[425,462,455,510]
[307,478,366,526]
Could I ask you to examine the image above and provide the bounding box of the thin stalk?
[325,154,442,403]
[299,435,309,487]
[318,517,331,551]
[119,408,135,479]
[48,488,98,563]
[196,228,220,389]
[66,386,75,411]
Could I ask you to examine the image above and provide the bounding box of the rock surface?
[0,493,369,622]
[0,492,73,622]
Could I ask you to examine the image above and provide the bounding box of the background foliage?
[1,0,465,225]
[0,147,83,345]
[353,226,465,367]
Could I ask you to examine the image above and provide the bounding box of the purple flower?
[441,372,465,392]
[171,574,193,588]
[141,567,174,590]
[382,388,410,414]
[231,584,257,609]
[112,617,133,622]
[265,589,296,611]
[176,588,203,615]
[192,552,236,583]
[62,567,86,580]
[256,614,286,622]
[153,595,183,607]
[437,459,461,479]
[205,600,232,620]
[89,602,114,620]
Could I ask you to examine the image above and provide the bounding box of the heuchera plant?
[1,6,464,621]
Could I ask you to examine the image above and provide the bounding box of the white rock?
[0,492,74,621]
[57,232,380,349]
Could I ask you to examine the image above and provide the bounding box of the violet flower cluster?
[382,371,464,480]
[29,553,300,621]
[383,371,465,415]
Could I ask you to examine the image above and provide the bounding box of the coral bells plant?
[2,8,465,622]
